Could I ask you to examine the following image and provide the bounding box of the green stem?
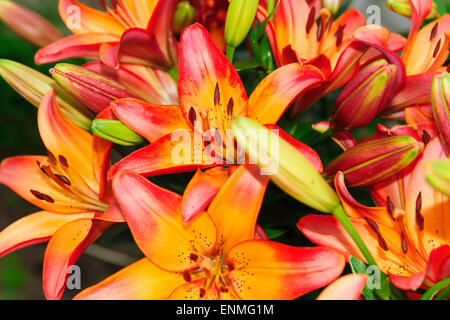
[267,0,275,15]
[310,128,333,147]
[420,278,450,300]
[226,45,236,62]
[436,281,450,300]
[332,205,377,266]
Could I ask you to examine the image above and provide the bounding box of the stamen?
[220,287,229,292]
[47,150,56,164]
[227,98,234,117]
[364,217,379,233]
[190,253,198,262]
[59,155,68,168]
[316,19,324,41]
[55,174,71,186]
[227,262,235,272]
[188,107,197,126]
[415,192,425,231]
[422,130,431,145]
[214,83,220,106]
[326,14,334,32]
[182,270,192,282]
[433,39,441,58]
[386,196,395,220]
[335,25,345,47]
[401,230,407,253]
[306,7,316,34]
[430,23,438,41]
[30,190,55,203]
[377,234,389,251]
[199,288,206,298]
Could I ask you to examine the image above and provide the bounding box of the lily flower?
[35,0,179,69]
[316,274,368,300]
[258,0,407,115]
[298,136,450,291]
[0,90,124,300]
[384,0,450,116]
[106,23,326,219]
[74,165,345,300]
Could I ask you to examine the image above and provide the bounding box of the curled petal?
[317,274,368,300]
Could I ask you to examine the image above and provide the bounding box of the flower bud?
[0,59,92,130]
[431,72,450,155]
[173,1,196,34]
[225,0,259,49]
[330,59,397,131]
[232,117,340,213]
[425,159,450,197]
[322,0,343,15]
[50,63,137,113]
[91,119,145,146]
[324,136,424,187]
[386,0,439,19]
[0,0,63,47]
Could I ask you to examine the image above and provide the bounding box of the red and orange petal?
[38,90,100,194]
[207,165,269,253]
[112,171,217,272]
[0,211,94,258]
[178,24,248,121]
[111,98,190,143]
[404,137,450,259]
[316,274,368,300]
[181,167,230,224]
[74,258,185,300]
[248,63,325,124]
[226,240,345,300]
[0,156,95,213]
[43,218,111,300]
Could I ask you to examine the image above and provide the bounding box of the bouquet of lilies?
[0,0,448,300]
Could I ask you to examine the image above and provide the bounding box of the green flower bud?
[91,119,145,146]
[225,0,259,49]
[173,1,196,34]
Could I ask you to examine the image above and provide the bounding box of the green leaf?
[233,60,264,72]
[263,226,287,239]
[349,256,382,300]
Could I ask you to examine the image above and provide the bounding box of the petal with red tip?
[112,98,190,143]
[207,165,269,253]
[112,171,217,272]
[35,33,119,65]
[317,274,368,300]
[0,211,94,258]
[43,218,111,300]
[226,240,345,300]
[178,24,248,120]
[248,63,325,124]
[74,258,184,300]
[426,244,450,283]
[181,167,229,224]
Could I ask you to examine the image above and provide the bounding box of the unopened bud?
[431,72,450,155]
[331,59,397,131]
[425,159,450,196]
[386,0,439,19]
[91,119,144,146]
[225,0,259,49]
[173,1,196,34]
[232,117,340,213]
[324,136,424,187]
[0,59,92,130]
[50,63,137,113]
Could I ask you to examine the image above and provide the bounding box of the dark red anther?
[227,98,234,117]
[326,14,334,32]
[55,174,71,185]
[364,217,379,233]
[227,262,235,271]
[214,82,220,106]
[182,270,192,282]
[401,230,407,253]
[415,192,425,231]
[220,287,229,293]
[189,253,198,262]
[316,19,324,41]
[386,196,395,220]
[47,150,56,164]
[433,39,441,58]
[59,155,68,167]
[30,190,55,203]
[430,23,438,41]
[199,288,206,297]
[377,234,389,251]
[422,130,432,145]
[306,7,316,34]
[335,24,345,47]
[188,107,197,125]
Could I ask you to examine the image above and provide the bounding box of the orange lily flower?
[258,0,407,115]
[386,0,449,116]
[105,23,325,219]
[0,90,124,300]
[74,165,345,300]
[317,274,368,300]
[35,0,179,69]
[298,135,450,291]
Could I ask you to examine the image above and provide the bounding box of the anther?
[415,192,425,231]
[227,262,235,272]
[386,196,395,220]
[214,83,220,106]
[401,230,407,253]
[220,287,229,293]
[306,7,316,34]
[59,155,68,167]
[377,234,389,251]
[199,288,206,298]
[182,270,192,282]
[55,174,71,185]
[188,107,197,126]
[227,98,234,117]
[335,25,345,47]
[189,253,198,262]
[433,39,441,58]
[364,217,379,233]
[422,130,432,145]
[430,23,438,41]
[30,190,55,203]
